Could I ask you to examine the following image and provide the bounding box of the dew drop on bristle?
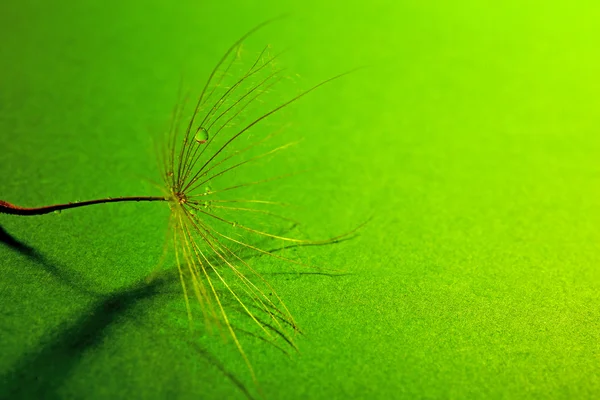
[204,185,212,194]
[232,221,238,227]
[54,210,61,215]
[195,128,209,144]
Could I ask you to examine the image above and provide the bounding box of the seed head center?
[174,191,187,205]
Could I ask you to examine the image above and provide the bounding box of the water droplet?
[54,210,61,215]
[204,185,212,194]
[232,221,238,227]
[202,201,210,209]
[167,170,174,177]
[189,209,197,216]
[195,128,209,144]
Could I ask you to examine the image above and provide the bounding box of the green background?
[1,1,599,399]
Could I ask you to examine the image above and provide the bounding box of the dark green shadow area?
[0,234,259,400]
[0,279,167,400]
[0,225,101,297]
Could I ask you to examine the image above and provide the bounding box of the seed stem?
[0,196,168,216]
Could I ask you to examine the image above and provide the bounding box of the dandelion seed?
[0,21,365,385]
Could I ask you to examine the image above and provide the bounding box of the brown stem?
[0,196,168,216]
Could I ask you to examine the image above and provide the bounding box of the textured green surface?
[1,1,600,399]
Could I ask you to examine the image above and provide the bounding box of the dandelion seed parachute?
[158,23,357,382]
[0,19,362,385]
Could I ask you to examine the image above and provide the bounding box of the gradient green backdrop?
[1,1,599,399]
